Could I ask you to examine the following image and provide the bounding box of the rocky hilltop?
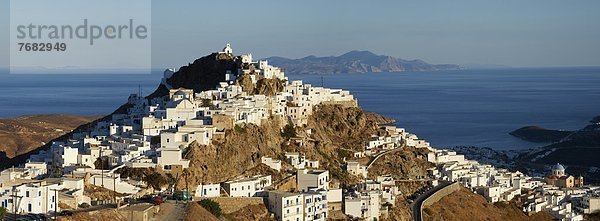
[2,48,436,220]
[266,50,461,74]
[509,126,572,143]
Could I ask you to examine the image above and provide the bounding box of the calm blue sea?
[1,67,599,150]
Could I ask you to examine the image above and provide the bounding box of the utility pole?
[10,189,22,221]
[185,172,189,203]
[51,188,59,220]
[100,148,104,188]
[113,173,117,206]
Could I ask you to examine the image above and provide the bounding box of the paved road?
[411,181,453,221]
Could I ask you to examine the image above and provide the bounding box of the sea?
[1,67,599,150]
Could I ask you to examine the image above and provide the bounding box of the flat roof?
[269,190,301,197]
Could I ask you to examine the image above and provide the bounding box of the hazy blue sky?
[2,0,600,69]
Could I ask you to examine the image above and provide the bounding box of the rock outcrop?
[178,103,395,188]
[509,126,572,143]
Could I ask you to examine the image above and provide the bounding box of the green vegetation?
[281,124,296,139]
[0,207,6,221]
[199,199,222,217]
[143,173,170,190]
[201,99,213,107]
[94,156,110,170]
[234,124,246,133]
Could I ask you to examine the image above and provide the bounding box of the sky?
[1,0,600,69]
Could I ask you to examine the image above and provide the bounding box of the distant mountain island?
[265,50,462,74]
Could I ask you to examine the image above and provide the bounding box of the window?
[39,191,41,196]
[28,203,32,212]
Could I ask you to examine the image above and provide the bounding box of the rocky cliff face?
[180,117,286,187]
[234,73,285,96]
[368,148,433,180]
[177,104,395,188]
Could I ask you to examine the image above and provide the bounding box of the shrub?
[201,99,213,107]
[143,173,169,190]
[234,124,245,133]
[199,199,222,217]
[0,207,6,220]
[281,124,296,139]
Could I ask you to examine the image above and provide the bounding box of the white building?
[261,157,282,171]
[303,190,328,221]
[156,147,190,171]
[346,161,368,178]
[195,183,220,197]
[24,162,48,179]
[344,191,380,221]
[223,175,272,197]
[297,170,329,192]
[0,181,60,214]
[267,191,304,221]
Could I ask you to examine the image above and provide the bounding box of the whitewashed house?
[156,147,190,171]
[261,157,282,171]
[195,183,220,197]
[346,161,368,178]
[223,175,272,197]
[267,191,304,221]
[344,191,380,221]
[297,169,329,192]
[302,190,328,221]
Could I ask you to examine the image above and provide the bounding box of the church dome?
[173,90,187,96]
[552,163,565,171]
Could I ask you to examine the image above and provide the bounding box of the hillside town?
[0,44,598,221]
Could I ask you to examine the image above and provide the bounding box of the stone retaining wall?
[423,182,461,207]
